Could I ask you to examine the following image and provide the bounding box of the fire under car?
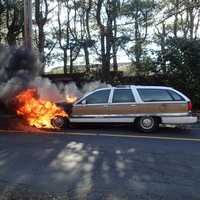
[53,85,198,133]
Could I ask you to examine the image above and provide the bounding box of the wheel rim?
[51,116,64,128]
[140,117,154,130]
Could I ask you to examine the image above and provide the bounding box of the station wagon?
[53,85,198,132]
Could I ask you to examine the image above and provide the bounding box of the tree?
[56,0,70,74]
[121,0,155,74]
[5,0,24,46]
[112,0,120,72]
[77,0,94,72]
[155,0,200,39]
[96,0,116,80]
[35,0,49,63]
[158,37,200,75]
[154,0,200,73]
[156,37,200,106]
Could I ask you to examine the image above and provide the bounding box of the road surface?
[0,125,200,200]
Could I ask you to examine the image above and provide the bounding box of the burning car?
[53,85,197,132]
[14,88,68,129]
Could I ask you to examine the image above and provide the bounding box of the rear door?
[70,89,111,122]
[108,88,137,122]
[136,88,188,114]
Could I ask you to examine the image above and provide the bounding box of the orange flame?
[65,95,77,104]
[15,88,68,129]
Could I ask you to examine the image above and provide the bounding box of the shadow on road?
[0,115,200,140]
[0,131,200,200]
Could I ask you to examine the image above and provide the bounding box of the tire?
[135,116,159,133]
[51,116,69,129]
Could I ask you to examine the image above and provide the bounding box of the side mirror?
[81,99,86,105]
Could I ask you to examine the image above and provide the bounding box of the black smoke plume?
[0,45,41,104]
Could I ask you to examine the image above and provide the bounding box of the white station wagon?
[54,85,198,132]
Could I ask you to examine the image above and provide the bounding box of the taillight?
[187,102,192,111]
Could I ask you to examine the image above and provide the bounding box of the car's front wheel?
[135,116,159,133]
[51,116,69,129]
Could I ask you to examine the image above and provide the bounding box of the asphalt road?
[0,125,200,200]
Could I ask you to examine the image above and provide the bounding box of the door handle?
[104,105,108,107]
[130,104,136,107]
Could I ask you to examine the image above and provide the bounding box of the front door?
[70,89,111,122]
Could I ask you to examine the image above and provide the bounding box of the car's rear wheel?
[135,116,159,133]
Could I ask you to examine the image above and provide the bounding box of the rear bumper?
[161,116,198,124]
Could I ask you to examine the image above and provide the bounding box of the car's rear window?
[167,90,185,101]
[112,89,135,103]
[137,88,173,102]
[85,89,110,104]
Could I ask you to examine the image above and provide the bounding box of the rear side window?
[112,89,135,103]
[85,89,110,104]
[138,89,173,102]
[167,90,185,101]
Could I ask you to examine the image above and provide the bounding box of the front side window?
[138,88,173,102]
[84,89,110,104]
[112,89,135,103]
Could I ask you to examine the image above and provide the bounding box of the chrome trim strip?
[70,117,135,123]
[69,116,197,124]
[70,113,189,118]
[135,101,187,104]
[74,103,109,107]
[109,102,137,105]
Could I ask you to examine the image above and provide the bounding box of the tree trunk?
[86,0,92,39]
[113,52,118,72]
[6,4,22,46]
[7,30,16,46]
[38,24,45,63]
[173,0,179,38]
[103,0,113,80]
[96,0,111,81]
[102,35,111,81]
[84,45,90,72]
[113,17,118,72]
[189,7,194,39]
[160,23,167,73]
[134,10,142,73]
[100,29,107,77]
[84,0,92,72]
[102,54,110,81]
[63,50,67,74]
[70,48,73,74]
[35,0,48,63]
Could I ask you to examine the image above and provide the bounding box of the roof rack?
[115,85,131,88]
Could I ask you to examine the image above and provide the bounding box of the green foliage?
[0,0,200,108]
[156,37,200,107]
[158,37,200,75]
